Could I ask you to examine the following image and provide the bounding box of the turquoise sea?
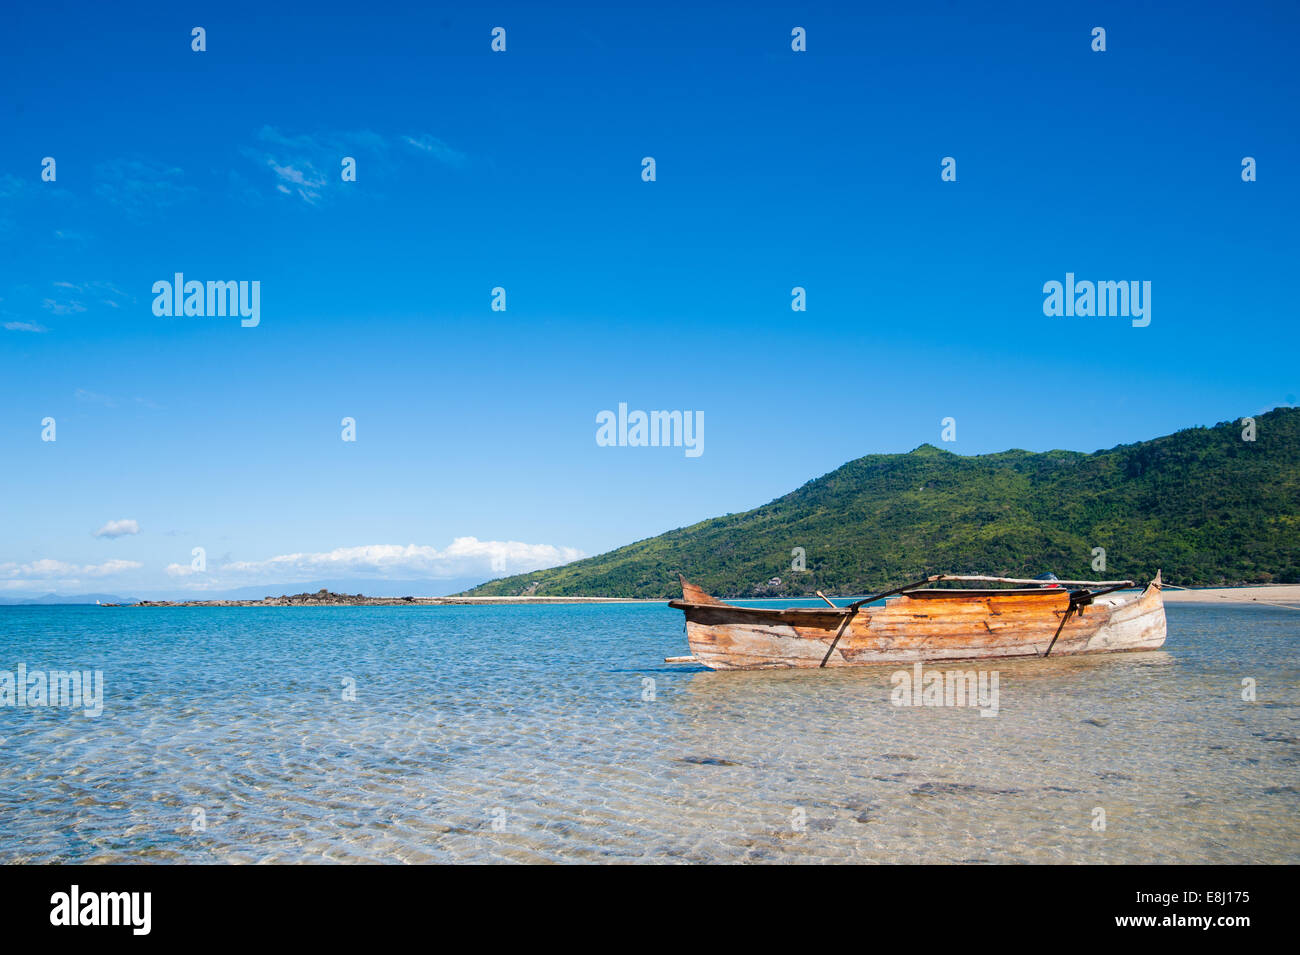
[1,602,1296,863]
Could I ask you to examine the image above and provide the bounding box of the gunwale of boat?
[668,573,1150,617]
[668,586,1103,618]
[670,587,1086,615]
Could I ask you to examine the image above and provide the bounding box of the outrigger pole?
[940,575,1135,587]
[819,574,946,667]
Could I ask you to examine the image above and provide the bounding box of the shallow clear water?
[0,602,1296,863]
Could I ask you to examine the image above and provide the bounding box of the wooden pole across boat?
[941,575,1134,587]
[846,574,948,611]
[819,574,946,667]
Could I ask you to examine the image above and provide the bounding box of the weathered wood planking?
[669,575,1166,670]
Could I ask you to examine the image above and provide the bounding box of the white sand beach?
[1161,584,1300,609]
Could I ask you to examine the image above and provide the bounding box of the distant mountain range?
[464,407,1300,599]
[0,593,138,606]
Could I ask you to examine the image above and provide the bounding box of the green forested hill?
[465,408,1300,598]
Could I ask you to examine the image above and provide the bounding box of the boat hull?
[671,579,1166,670]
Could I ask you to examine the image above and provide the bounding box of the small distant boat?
[667,572,1166,669]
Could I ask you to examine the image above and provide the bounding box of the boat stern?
[1082,572,1167,653]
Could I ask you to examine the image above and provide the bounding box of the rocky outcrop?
[135,589,418,607]
[125,588,644,607]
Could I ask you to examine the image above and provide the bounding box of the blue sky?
[2,1,1297,597]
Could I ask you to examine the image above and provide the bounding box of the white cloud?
[87,559,143,575]
[402,134,467,166]
[93,519,141,539]
[267,161,327,204]
[3,321,47,332]
[243,126,356,205]
[0,558,143,588]
[164,538,582,587]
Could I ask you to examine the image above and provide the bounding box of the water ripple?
[0,603,1296,863]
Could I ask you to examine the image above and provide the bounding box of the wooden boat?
[667,572,1166,669]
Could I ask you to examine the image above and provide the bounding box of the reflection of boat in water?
[668,572,1167,670]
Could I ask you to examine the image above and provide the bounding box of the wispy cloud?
[94,158,197,216]
[42,281,132,318]
[270,161,328,203]
[0,174,25,199]
[402,134,467,167]
[3,321,47,333]
[42,297,86,315]
[93,519,141,539]
[74,388,118,408]
[164,538,582,586]
[241,126,465,205]
[242,126,358,205]
[74,388,160,410]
